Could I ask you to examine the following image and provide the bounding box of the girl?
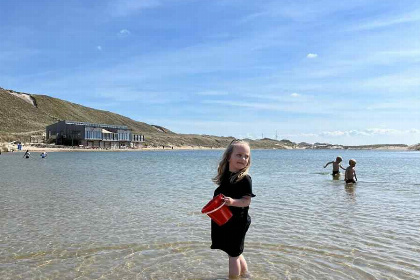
[211,139,255,278]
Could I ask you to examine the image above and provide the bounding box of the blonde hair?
[349,159,356,166]
[212,139,251,185]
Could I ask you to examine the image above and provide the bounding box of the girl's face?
[228,144,250,172]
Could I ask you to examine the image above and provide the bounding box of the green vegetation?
[408,144,420,151]
[0,87,296,149]
[1,87,415,150]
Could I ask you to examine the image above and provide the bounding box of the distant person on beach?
[324,156,345,176]
[345,159,357,184]
[23,150,30,158]
[210,139,256,279]
[40,152,47,158]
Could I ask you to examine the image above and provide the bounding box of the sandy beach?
[0,142,411,154]
[0,142,221,153]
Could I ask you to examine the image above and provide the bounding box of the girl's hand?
[223,196,234,206]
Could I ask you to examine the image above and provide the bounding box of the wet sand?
[0,142,220,153]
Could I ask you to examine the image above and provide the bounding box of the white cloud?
[281,128,420,145]
[119,29,131,36]
[320,130,347,137]
[319,128,417,138]
[97,46,102,51]
[359,73,420,93]
[367,100,420,110]
[353,9,420,31]
[196,90,229,96]
[202,98,320,112]
[307,53,318,58]
[290,93,300,97]
[202,100,279,110]
[284,133,318,138]
[376,49,420,60]
[92,87,178,104]
[365,128,402,135]
[108,0,161,17]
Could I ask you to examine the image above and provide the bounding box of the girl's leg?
[228,256,241,278]
[239,255,249,275]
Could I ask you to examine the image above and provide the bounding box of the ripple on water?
[2,150,420,279]
[1,241,235,280]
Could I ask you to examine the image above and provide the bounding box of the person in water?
[210,139,256,279]
[40,152,47,158]
[345,159,357,184]
[23,150,30,158]
[324,156,346,176]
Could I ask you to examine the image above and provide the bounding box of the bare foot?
[241,271,252,278]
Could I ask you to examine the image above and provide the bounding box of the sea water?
[1,149,419,279]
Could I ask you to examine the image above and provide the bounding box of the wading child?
[345,159,357,184]
[324,156,345,176]
[23,150,30,159]
[210,139,256,279]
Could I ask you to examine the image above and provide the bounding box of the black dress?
[210,173,256,257]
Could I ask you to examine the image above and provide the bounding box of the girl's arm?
[340,164,346,170]
[354,171,357,181]
[224,196,252,207]
[324,161,332,168]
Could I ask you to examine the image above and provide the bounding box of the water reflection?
[1,150,420,280]
[345,184,356,200]
[332,174,341,181]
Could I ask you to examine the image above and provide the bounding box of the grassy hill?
[0,88,53,134]
[2,87,414,150]
[0,87,297,149]
[0,87,179,145]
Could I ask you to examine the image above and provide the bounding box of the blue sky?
[1,0,420,145]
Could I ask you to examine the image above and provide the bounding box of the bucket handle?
[202,200,227,215]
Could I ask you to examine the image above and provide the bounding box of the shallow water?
[1,149,419,279]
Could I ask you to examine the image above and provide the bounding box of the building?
[46,120,144,149]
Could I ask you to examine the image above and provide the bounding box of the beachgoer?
[210,139,255,278]
[23,150,30,159]
[345,159,357,184]
[40,152,47,158]
[324,156,345,176]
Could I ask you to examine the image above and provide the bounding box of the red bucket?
[201,194,233,226]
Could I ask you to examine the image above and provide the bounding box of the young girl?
[210,139,255,278]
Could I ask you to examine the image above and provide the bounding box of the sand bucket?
[201,194,232,226]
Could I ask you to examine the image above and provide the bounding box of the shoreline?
[0,143,224,153]
[0,142,413,153]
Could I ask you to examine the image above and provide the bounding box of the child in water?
[210,139,255,279]
[324,156,346,176]
[23,150,30,158]
[345,159,357,184]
